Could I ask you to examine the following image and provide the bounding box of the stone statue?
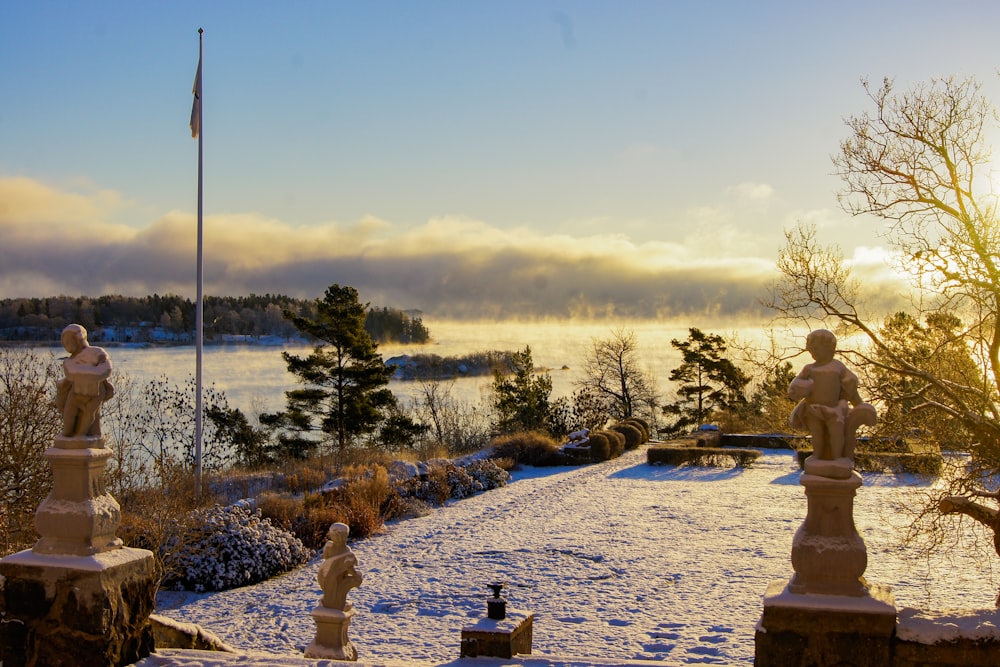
[56,324,114,438]
[789,329,876,476]
[317,523,362,611]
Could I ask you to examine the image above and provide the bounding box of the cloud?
[0,176,901,321]
[726,182,774,203]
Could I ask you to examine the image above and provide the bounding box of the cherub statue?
[789,329,876,463]
[56,324,114,438]
[317,523,362,611]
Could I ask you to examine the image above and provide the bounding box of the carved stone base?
[756,579,896,667]
[304,606,357,661]
[0,547,156,667]
[34,436,122,556]
[461,609,534,658]
[790,471,868,596]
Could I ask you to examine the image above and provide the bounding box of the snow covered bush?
[399,463,452,506]
[465,459,511,491]
[161,503,311,592]
[396,458,510,505]
[446,463,481,499]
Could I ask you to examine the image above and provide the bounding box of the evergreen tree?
[663,328,749,433]
[491,346,554,435]
[266,284,395,463]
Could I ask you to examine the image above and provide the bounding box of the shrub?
[622,415,653,439]
[285,466,327,494]
[598,429,625,458]
[397,463,452,507]
[256,492,302,532]
[611,423,644,450]
[160,503,311,592]
[623,418,650,443]
[489,456,517,472]
[341,465,392,510]
[380,493,433,522]
[119,463,217,556]
[465,459,511,491]
[489,431,564,466]
[446,464,481,499]
[295,502,349,549]
[647,445,760,468]
[422,463,454,505]
[794,450,943,476]
[588,432,611,462]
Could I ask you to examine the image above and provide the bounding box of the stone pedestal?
[304,607,357,661]
[461,609,533,658]
[0,434,157,667]
[0,547,156,667]
[33,435,123,556]
[790,469,867,596]
[756,580,896,667]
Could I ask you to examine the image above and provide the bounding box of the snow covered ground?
[153,447,997,665]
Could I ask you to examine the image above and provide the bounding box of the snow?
[149,447,999,665]
[896,607,1000,644]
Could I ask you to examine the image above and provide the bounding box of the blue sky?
[3,1,1000,320]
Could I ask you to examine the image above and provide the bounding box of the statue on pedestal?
[786,329,878,596]
[317,523,363,611]
[0,323,157,667]
[789,329,876,478]
[56,324,114,438]
[755,330,896,666]
[306,522,363,660]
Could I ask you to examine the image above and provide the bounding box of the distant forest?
[0,294,430,345]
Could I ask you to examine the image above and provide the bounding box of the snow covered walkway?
[153,446,996,665]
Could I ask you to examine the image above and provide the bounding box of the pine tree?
[491,346,554,435]
[663,328,749,433]
[267,284,395,464]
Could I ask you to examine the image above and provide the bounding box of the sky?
[3,1,1000,321]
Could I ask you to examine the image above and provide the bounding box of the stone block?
[461,609,533,658]
[305,606,357,661]
[894,638,1000,666]
[0,547,156,667]
[893,607,1000,666]
[755,580,896,667]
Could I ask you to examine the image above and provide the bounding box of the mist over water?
[109,318,781,417]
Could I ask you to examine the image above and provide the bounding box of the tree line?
[0,293,430,345]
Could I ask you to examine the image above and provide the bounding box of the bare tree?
[0,348,60,555]
[767,75,1000,602]
[579,328,658,427]
[411,379,492,456]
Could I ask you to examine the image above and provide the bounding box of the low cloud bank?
[0,177,902,320]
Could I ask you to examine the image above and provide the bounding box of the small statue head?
[326,522,349,547]
[805,329,837,363]
[61,323,88,355]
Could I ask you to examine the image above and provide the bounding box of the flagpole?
[194,27,205,497]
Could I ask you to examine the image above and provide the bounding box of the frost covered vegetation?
[144,455,515,591]
[160,503,311,592]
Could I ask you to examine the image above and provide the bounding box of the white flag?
[190,56,202,139]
